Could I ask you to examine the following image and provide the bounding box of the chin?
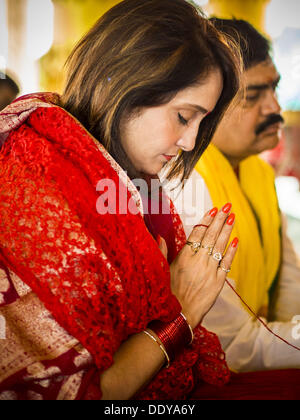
[142,166,162,176]
[255,132,281,153]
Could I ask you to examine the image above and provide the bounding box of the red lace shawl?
[0,94,230,399]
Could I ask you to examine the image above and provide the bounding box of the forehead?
[244,59,280,86]
[172,68,223,109]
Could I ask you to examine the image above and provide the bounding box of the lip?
[163,154,176,161]
[262,122,282,134]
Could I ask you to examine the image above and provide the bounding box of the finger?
[217,237,239,279]
[182,207,218,257]
[208,213,235,267]
[187,207,218,242]
[157,235,168,260]
[200,203,232,251]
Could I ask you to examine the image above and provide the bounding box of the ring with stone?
[212,252,223,262]
[186,240,202,254]
[218,264,231,273]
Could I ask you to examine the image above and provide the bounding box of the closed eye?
[246,93,260,101]
[178,112,188,126]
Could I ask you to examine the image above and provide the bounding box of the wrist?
[148,312,194,365]
[182,308,203,330]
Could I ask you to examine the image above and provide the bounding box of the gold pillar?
[207,0,271,33]
[39,0,122,93]
[6,0,28,77]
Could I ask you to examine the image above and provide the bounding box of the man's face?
[212,58,283,163]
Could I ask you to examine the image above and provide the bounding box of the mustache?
[255,114,285,136]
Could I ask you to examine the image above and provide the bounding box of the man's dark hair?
[0,73,20,95]
[209,18,271,70]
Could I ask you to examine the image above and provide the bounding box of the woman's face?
[120,69,223,176]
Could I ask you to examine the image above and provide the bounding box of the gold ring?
[218,264,231,273]
[212,252,223,262]
[186,240,202,254]
[201,244,214,255]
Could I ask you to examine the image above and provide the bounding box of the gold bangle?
[180,312,194,344]
[143,330,170,369]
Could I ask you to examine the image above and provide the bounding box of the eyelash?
[178,113,188,126]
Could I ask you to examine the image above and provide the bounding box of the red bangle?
[148,313,193,362]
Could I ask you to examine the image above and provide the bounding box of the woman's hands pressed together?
[159,203,238,329]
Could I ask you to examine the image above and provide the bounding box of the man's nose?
[261,90,281,116]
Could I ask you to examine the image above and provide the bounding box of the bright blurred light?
[0,0,8,74]
[194,0,209,5]
[273,43,300,110]
[266,0,300,39]
[25,0,54,61]
[271,26,300,111]
[267,0,300,110]
[276,176,300,219]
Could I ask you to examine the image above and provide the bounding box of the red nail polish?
[156,234,161,245]
[226,213,235,225]
[222,203,232,214]
[209,207,218,217]
[232,237,239,248]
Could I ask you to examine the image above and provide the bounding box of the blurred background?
[0,0,300,253]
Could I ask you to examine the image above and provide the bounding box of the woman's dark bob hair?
[61,0,242,181]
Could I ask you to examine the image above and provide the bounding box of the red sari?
[0,94,229,400]
[1,94,300,400]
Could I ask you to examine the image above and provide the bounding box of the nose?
[176,125,198,152]
[261,90,281,116]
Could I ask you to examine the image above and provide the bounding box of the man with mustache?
[169,19,300,372]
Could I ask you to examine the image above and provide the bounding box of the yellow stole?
[195,144,282,314]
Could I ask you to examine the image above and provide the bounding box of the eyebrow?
[247,75,281,92]
[180,103,209,115]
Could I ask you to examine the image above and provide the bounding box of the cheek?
[229,111,259,144]
[150,125,178,153]
[223,118,256,154]
[122,111,178,158]
[241,107,260,128]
